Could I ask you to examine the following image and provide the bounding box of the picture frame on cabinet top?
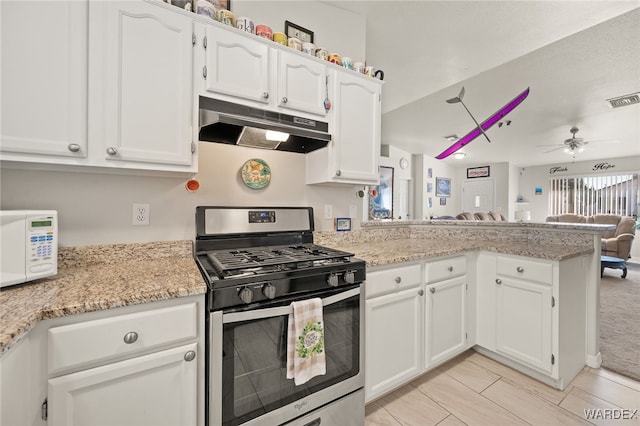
[284,20,314,43]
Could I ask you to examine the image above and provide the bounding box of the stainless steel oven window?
[211,287,360,426]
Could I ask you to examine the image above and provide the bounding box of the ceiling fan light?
[453,152,466,159]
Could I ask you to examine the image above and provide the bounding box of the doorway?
[463,179,495,213]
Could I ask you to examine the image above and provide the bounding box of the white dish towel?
[286,298,326,385]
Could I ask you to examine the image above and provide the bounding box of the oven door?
[208,284,363,426]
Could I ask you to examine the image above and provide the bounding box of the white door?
[48,343,198,425]
[1,0,88,159]
[276,50,328,116]
[425,276,467,367]
[365,287,422,402]
[463,179,495,212]
[331,73,381,183]
[92,1,195,168]
[397,179,411,220]
[496,277,553,373]
[204,25,270,104]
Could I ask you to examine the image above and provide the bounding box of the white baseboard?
[586,352,602,368]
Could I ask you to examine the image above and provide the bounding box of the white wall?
[230,1,366,62]
[518,155,640,221]
[0,141,363,247]
[413,154,460,219]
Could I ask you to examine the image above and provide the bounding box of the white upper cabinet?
[0,1,88,162]
[202,24,270,104]
[276,50,328,117]
[306,71,382,185]
[89,1,196,171]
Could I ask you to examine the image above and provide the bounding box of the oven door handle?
[222,287,360,324]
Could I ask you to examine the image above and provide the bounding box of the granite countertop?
[0,240,206,356]
[324,238,593,268]
[361,219,616,233]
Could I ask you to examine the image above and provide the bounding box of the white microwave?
[0,210,58,288]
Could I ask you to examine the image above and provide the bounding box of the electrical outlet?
[324,205,333,219]
[132,203,150,225]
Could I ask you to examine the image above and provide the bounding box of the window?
[549,174,638,216]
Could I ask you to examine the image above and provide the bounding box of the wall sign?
[466,166,490,178]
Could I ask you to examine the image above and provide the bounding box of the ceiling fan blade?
[544,146,566,153]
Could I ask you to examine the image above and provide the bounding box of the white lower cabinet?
[495,276,552,373]
[365,264,422,402]
[425,276,467,367]
[0,295,204,426]
[478,252,588,388]
[48,343,197,426]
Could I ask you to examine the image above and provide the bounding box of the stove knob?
[327,273,339,287]
[343,271,355,284]
[238,287,254,304]
[262,283,277,299]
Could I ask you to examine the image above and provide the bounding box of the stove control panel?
[248,210,276,223]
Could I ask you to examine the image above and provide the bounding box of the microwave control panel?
[28,214,57,274]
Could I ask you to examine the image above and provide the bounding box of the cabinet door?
[91,1,194,168]
[48,343,198,426]
[203,25,270,104]
[331,72,381,183]
[1,1,88,160]
[276,50,328,117]
[425,276,467,367]
[365,287,422,402]
[496,277,553,373]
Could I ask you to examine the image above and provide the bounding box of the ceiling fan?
[538,126,614,157]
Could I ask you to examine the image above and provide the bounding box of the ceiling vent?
[606,92,640,108]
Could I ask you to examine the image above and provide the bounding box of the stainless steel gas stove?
[194,206,365,426]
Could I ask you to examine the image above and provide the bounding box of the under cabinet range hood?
[198,97,331,153]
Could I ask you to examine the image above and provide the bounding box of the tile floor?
[365,350,640,425]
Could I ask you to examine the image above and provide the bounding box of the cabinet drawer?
[425,256,466,283]
[497,256,552,284]
[48,302,198,375]
[366,264,421,299]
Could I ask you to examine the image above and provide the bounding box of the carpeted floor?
[599,260,640,381]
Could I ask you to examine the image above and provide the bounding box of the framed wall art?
[435,177,451,197]
[284,20,314,43]
[467,166,490,179]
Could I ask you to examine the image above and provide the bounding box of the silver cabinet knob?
[394,276,401,284]
[516,266,524,273]
[202,66,207,79]
[447,266,453,272]
[106,147,118,156]
[418,290,424,296]
[262,92,269,99]
[68,143,81,152]
[430,287,436,294]
[335,170,342,176]
[123,332,138,344]
[262,283,276,299]
[495,278,502,285]
[184,350,196,362]
[344,271,355,284]
[327,273,339,287]
[281,96,288,104]
[238,287,253,304]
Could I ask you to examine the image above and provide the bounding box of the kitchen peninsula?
[315,219,613,401]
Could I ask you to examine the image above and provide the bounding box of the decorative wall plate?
[241,159,271,189]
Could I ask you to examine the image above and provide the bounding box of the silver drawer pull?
[394,276,401,283]
[262,92,269,99]
[430,287,436,294]
[123,332,138,344]
[106,147,118,156]
[447,266,453,272]
[495,279,502,285]
[281,96,288,104]
[184,351,196,362]
[418,289,424,296]
[68,143,81,152]
[516,266,524,273]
